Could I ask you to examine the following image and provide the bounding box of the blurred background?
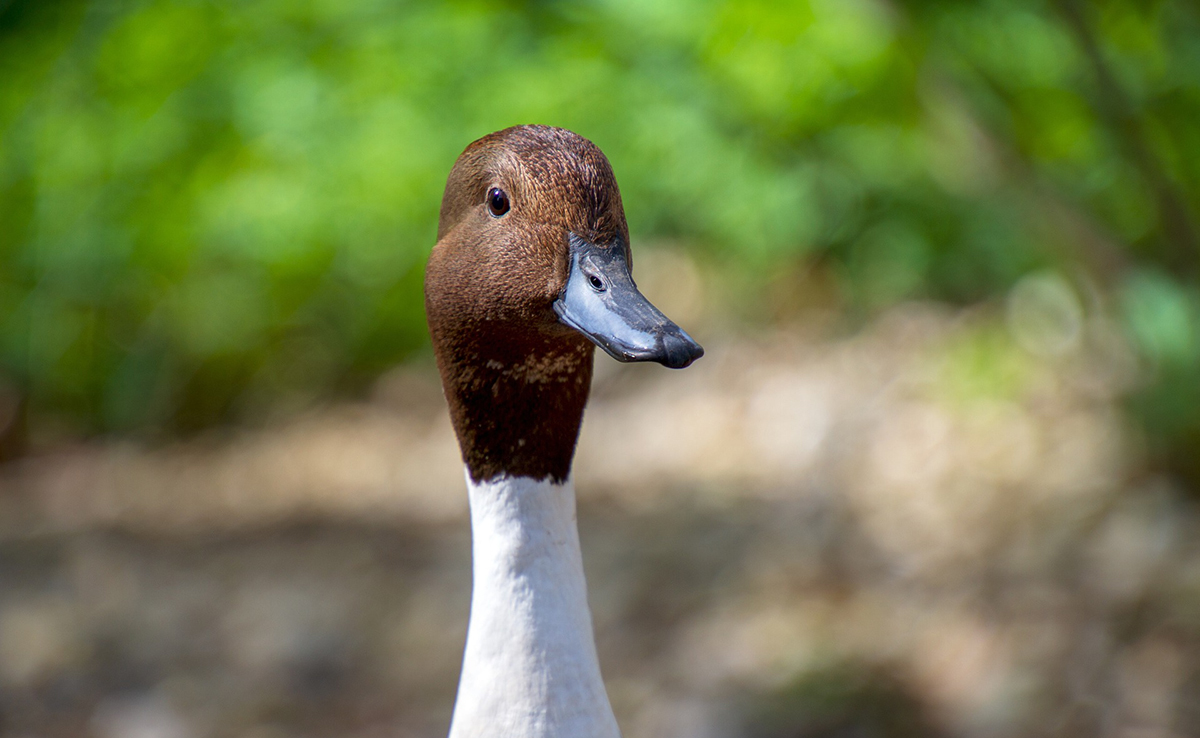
[1,0,1199,735]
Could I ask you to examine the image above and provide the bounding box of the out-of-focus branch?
[1058,0,1199,278]
[924,65,1132,290]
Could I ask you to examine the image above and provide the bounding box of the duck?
[425,125,704,738]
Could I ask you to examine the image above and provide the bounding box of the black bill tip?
[660,331,704,369]
[607,327,704,368]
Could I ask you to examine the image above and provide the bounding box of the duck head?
[425,125,703,483]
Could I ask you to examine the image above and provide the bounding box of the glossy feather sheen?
[449,473,619,738]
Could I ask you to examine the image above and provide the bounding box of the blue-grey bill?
[553,234,704,369]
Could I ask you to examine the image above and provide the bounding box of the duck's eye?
[487,187,510,217]
[588,275,606,292]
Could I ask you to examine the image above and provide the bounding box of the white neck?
[449,473,620,738]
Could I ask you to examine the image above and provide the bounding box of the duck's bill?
[553,234,704,369]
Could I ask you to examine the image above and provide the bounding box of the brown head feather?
[425,125,629,483]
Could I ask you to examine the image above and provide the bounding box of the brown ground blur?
[0,301,1197,738]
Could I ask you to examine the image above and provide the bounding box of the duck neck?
[433,334,594,485]
[449,473,619,738]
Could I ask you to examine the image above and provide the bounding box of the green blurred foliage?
[1,0,1198,468]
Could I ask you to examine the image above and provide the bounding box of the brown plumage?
[425,126,631,483]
